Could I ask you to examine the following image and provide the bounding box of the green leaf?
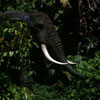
[3,52,8,57]
[3,28,8,32]
[9,51,14,57]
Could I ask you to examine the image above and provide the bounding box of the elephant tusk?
[67,60,77,64]
[41,44,69,65]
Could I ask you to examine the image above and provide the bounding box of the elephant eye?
[35,24,43,30]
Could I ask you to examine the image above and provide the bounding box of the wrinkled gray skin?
[2,10,85,79]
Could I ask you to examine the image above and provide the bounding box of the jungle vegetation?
[0,0,100,100]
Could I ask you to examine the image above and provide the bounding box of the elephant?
[1,10,86,84]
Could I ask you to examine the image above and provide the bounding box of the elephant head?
[3,10,85,78]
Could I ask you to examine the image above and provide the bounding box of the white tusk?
[67,60,77,64]
[41,44,69,65]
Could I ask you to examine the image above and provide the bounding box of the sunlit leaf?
[3,52,8,57]
[9,51,14,57]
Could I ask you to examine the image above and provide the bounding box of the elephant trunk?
[48,31,85,78]
[48,31,68,62]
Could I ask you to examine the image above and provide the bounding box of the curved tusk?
[67,60,77,64]
[41,44,69,65]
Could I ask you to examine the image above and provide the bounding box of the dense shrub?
[1,52,100,99]
[28,52,100,100]
[0,20,32,69]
